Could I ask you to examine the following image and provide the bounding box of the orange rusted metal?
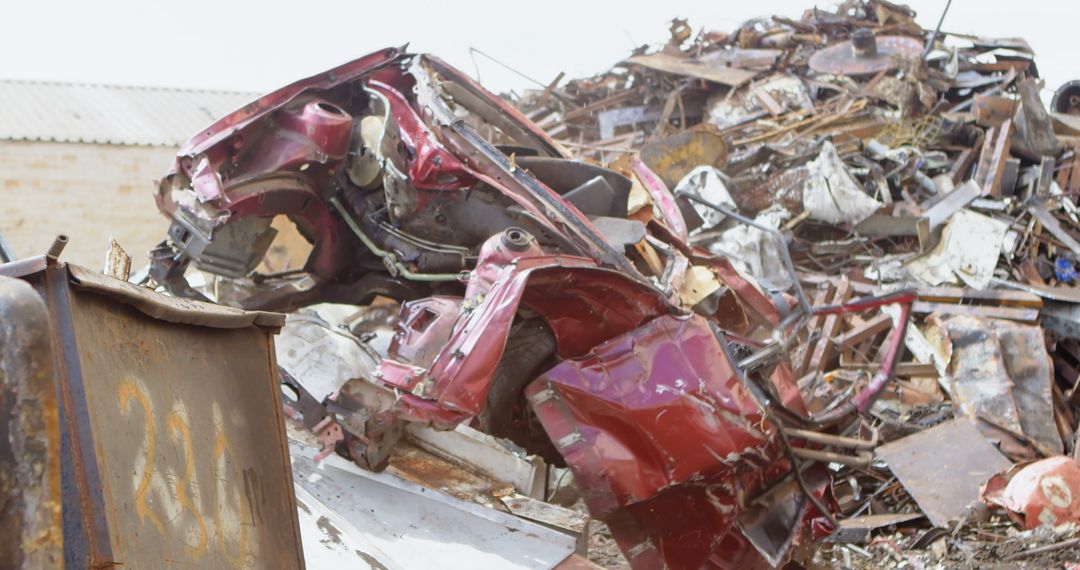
[2,259,304,569]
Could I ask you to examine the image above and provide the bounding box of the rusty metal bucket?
[0,257,304,569]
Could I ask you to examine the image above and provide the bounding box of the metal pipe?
[783,428,876,450]
[46,234,68,259]
[776,426,840,526]
[792,447,872,469]
[921,0,954,59]
[329,196,464,282]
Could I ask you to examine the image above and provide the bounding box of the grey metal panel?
[0,80,257,147]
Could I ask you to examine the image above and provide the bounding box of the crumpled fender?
[374,230,672,416]
[525,313,793,569]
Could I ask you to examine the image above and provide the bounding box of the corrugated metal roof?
[0,80,259,147]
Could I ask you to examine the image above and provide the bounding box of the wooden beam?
[834,313,893,348]
[916,287,1043,309]
[808,278,853,374]
[839,361,939,377]
[793,281,836,376]
[985,119,1015,197]
[911,301,1039,323]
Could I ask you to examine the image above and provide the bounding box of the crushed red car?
[147,48,913,569]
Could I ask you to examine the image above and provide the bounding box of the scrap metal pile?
[134,1,1080,568]
[511,0,1080,567]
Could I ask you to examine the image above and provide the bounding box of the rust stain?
[315,516,343,546]
[389,446,478,492]
[356,549,391,570]
[242,468,265,527]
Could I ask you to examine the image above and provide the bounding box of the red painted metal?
[366,81,476,192]
[526,314,811,568]
[177,48,404,157]
[631,158,688,242]
[376,232,670,415]
[390,296,463,369]
[148,49,915,568]
[983,456,1080,530]
[421,55,568,159]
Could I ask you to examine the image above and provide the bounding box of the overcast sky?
[0,1,1073,101]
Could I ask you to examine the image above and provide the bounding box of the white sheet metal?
[291,441,576,570]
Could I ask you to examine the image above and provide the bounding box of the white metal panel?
[291,441,576,570]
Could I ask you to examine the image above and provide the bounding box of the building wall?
[0,141,176,270]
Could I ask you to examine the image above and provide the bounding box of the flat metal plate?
[60,274,303,568]
[830,513,924,544]
[290,441,575,569]
[876,419,1011,527]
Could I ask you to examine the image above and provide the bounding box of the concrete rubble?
[5,0,1080,568]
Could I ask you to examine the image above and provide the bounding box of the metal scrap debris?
[9,0,1080,568]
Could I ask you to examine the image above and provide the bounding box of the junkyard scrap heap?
[9,0,1080,568]
[143,0,1080,567]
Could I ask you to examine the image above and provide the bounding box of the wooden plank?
[916,287,1043,308]
[911,301,1039,322]
[985,119,1015,197]
[753,87,786,116]
[799,273,877,296]
[1060,340,1080,363]
[971,61,1033,74]
[798,278,1045,309]
[808,278,853,374]
[1069,146,1080,193]
[1054,384,1075,441]
[534,71,566,108]
[834,313,892,348]
[1053,354,1080,399]
[839,361,938,376]
[1057,154,1073,190]
[839,335,886,366]
[561,90,636,122]
[949,148,977,184]
[793,282,836,376]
